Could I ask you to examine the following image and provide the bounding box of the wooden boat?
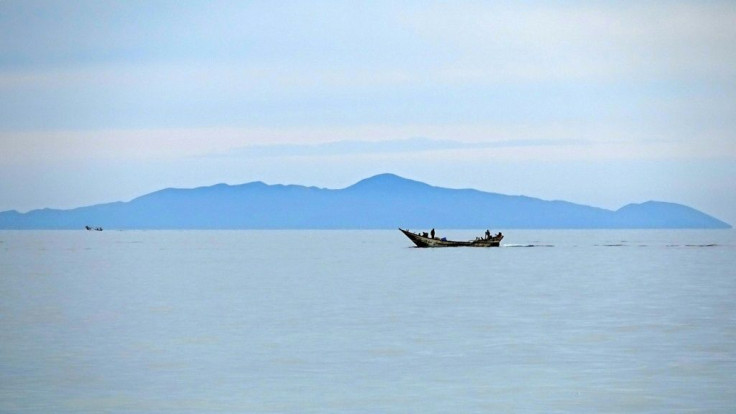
[399,228,503,247]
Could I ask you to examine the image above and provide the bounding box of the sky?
[1,0,735,225]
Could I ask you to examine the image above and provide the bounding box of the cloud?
[3,121,732,171]
[212,137,588,158]
[404,2,736,83]
[1,1,734,144]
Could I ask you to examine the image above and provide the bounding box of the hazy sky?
[1,0,735,224]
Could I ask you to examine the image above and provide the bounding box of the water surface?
[1,230,735,413]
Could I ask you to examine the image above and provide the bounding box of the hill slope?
[0,174,730,229]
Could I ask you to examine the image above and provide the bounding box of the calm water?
[1,230,735,413]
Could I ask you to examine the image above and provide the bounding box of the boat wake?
[503,244,554,248]
[588,243,720,248]
[668,244,719,248]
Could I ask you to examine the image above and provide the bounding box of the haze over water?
[1,229,735,413]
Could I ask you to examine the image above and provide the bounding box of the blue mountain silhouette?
[0,173,730,229]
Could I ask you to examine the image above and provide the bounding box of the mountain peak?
[345,173,430,192]
[615,200,731,228]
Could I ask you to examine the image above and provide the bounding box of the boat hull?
[399,228,502,247]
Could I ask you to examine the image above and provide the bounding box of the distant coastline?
[0,174,731,230]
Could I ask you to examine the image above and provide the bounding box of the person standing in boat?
[430,228,435,239]
[485,229,491,239]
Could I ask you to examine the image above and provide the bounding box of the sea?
[1,229,735,413]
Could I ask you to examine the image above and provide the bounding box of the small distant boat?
[85,226,103,231]
[399,228,503,247]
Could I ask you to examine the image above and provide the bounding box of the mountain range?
[0,174,730,229]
